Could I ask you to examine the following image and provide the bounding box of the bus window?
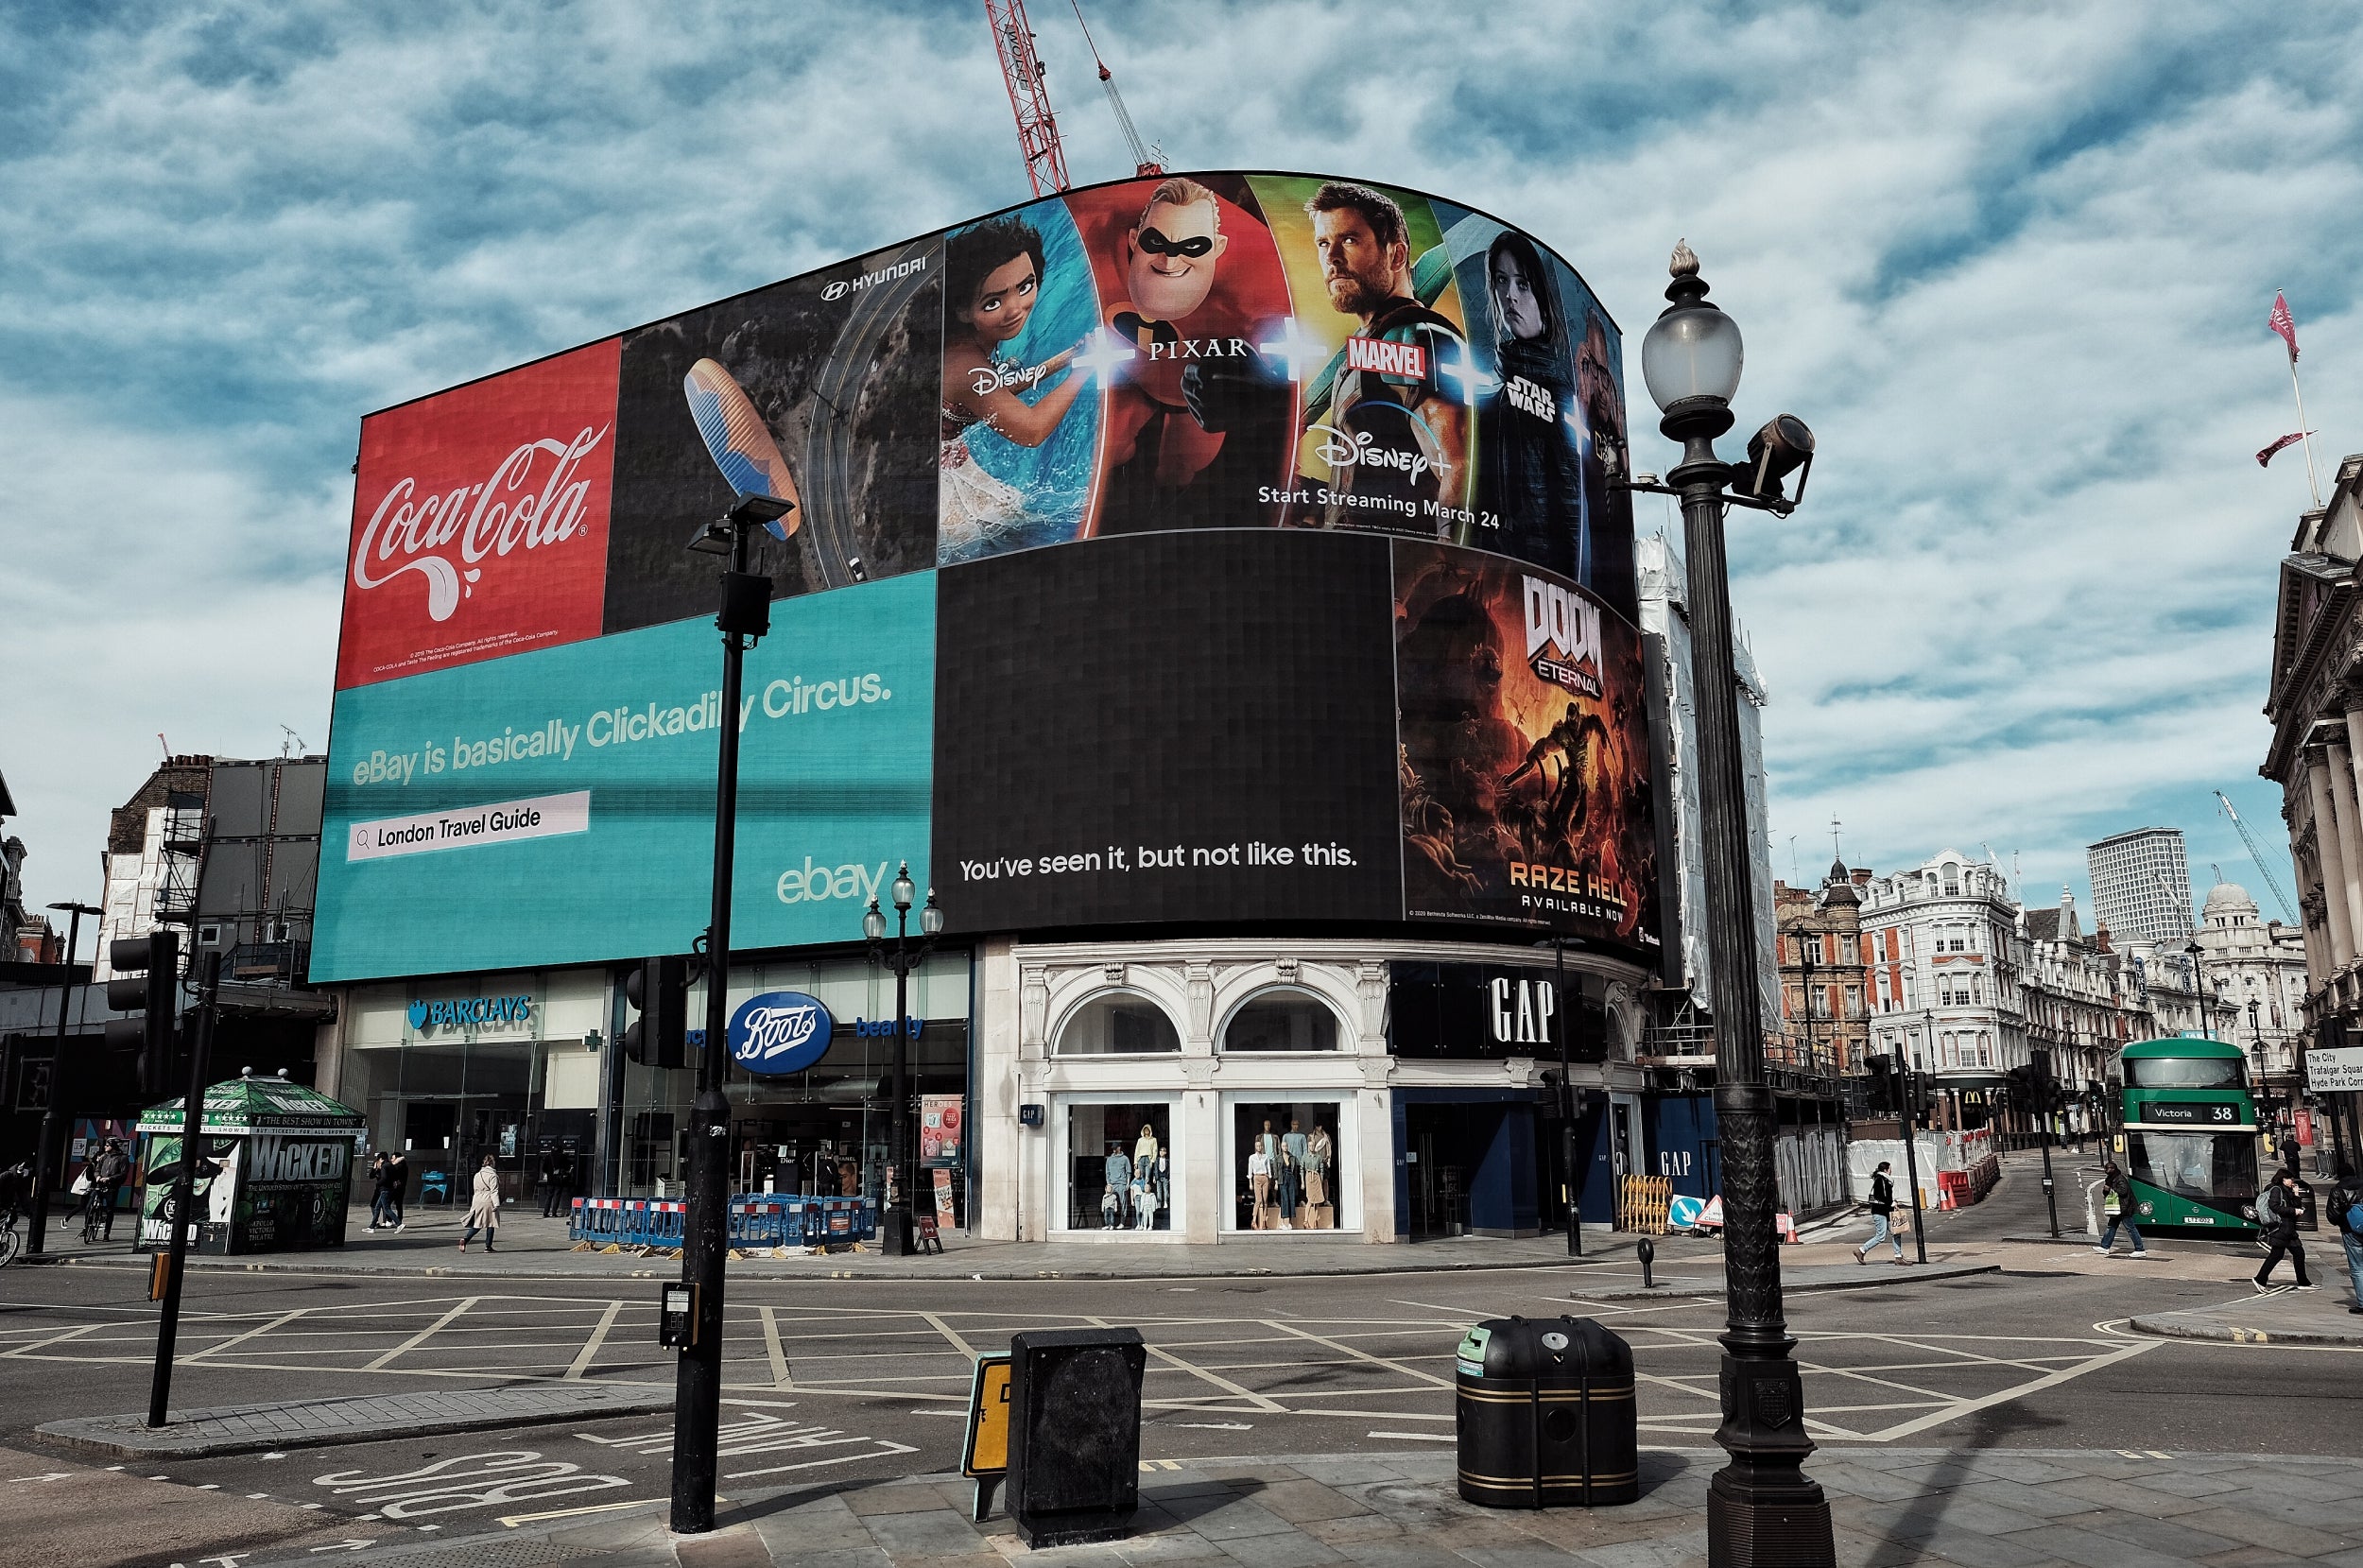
[2130,1131,2257,1209]
[2125,1056,2242,1089]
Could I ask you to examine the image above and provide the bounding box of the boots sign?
[728,991,835,1076]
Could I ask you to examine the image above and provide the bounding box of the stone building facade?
[1773,859,1873,1077]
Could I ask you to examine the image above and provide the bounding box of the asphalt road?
[4,1239,2360,1561]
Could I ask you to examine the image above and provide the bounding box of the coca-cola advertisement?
[336,340,619,689]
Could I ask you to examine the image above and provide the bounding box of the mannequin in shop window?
[1154,1148,1170,1227]
[1281,1117,1309,1230]
[1248,1142,1272,1228]
[1105,1141,1132,1228]
[1304,1122,1333,1227]
[1135,1122,1160,1172]
[1101,1182,1121,1229]
[1132,1167,1158,1230]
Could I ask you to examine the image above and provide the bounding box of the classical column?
[2325,745,2363,952]
[2305,753,2356,968]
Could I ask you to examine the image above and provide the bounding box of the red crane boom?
[983,0,1070,197]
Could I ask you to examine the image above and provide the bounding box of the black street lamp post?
[27,900,99,1256]
[1627,243,1832,1567]
[670,490,790,1536]
[865,868,943,1257]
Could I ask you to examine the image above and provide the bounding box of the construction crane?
[2216,790,2299,923]
[983,0,1069,197]
[982,0,1161,198]
[1067,0,1163,178]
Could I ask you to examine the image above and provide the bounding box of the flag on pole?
[2258,431,2313,468]
[2269,292,2300,362]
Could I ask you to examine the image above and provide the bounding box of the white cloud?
[2,0,2353,932]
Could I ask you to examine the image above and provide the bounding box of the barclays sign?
[728,991,835,1076]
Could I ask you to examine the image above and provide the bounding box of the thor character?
[1293,181,1468,531]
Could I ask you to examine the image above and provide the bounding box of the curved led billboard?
[313,171,1657,982]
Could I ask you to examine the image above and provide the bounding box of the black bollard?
[1637,1237,1655,1289]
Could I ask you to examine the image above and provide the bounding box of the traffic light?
[1866,1054,1899,1115]
[623,956,688,1069]
[105,930,181,1099]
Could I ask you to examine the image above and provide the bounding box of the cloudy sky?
[3,0,2352,936]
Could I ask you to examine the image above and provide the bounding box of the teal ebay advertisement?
[312,571,934,981]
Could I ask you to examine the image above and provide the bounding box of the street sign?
[962,1353,1012,1476]
[2304,1045,2363,1094]
[961,1351,1012,1523]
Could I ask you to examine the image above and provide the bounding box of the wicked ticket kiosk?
[136,1072,366,1255]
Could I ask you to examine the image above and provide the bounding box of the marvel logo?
[1345,336,1426,378]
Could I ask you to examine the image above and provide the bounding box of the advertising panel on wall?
[316,170,1654,979]
[932,528,1405,932]
[313,572,934,980]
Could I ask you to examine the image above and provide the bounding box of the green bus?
[2118,1036,2260,1233]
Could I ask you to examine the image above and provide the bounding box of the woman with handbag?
[458,1155,502,1253]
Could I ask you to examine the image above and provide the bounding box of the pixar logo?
[776,855,889,906]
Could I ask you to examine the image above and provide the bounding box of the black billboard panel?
[605,239,943,633]
[933,530,1402,931]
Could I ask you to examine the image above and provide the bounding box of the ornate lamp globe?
[1641,240,1745,426]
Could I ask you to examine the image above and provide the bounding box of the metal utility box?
[1455,1315,1638,1508]
[1005,1326,1147,1547]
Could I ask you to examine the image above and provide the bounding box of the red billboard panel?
[336,339,620,689]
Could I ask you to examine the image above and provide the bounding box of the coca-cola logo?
[728,990,835,1076]
[352,426,609,622]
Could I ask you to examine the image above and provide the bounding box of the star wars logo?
[1523,576,1603,698]
[1504,374,1557,422]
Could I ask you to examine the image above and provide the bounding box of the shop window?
[1232,1101,1347,1232]
[1066,1102,1171,1231]
[1221,990,1340,1053]
[1056,992,1181,1055]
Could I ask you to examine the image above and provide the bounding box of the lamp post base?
[878,1204,915,1257]
[1707,1353,1834,1567]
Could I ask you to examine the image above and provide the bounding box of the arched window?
[1056,992,1181,1055]
[1221,989,1341,1053]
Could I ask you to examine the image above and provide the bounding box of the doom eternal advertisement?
[1394,541,1658,950]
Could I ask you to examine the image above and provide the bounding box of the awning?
[136,1072,365,1136]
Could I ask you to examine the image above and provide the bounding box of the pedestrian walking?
[2091,1161,2149,1257]
[2253,1167,2315,1293]
[2328,1162,2363,1316]
[385,1148,408,1231]
[458,1154,502,1252]
[367,1152,398,1230]
[89,1139,131,1240]
[1856,1161,1906,1266]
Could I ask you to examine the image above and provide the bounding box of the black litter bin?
[1455,1315,1637,1508]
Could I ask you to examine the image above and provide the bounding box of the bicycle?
[78,1190,112,1246]
[0,1161,28,1267]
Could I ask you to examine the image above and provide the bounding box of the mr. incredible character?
[1293,181,1469,533]
[1095,177,1290,535]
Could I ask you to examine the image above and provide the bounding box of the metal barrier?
[569,1194,878,1250]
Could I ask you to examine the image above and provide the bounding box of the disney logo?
[1310,423,1440,484]
[969,359,1055,398]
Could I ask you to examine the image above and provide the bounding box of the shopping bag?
[70,1171,91,1197]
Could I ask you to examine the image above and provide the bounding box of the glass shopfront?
[1227,1097,1352,1232]
[1060,1099,1177,1232]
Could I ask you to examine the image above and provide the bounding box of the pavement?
[31,1444,2363,1568]
[39,1381,676,1459]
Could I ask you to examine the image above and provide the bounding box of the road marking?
[564,1301,622,1381]
[920,1311,977,1359]
[306,1542,373,1554]
[312,1452,629,1520]
[1173,1422,1251,1431]
[1367,1431,1456,1442]
[724,1439,918,1480]
[498,1498,662,1527]
[6,1473,72,1483]
[1863,1337,2158,1442]
[760,1304,789,1387]
[1,1322,109,1358]
[186,1307,311,1364]
[365,1297,479,1371]
[1078,1316,1283,1413]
